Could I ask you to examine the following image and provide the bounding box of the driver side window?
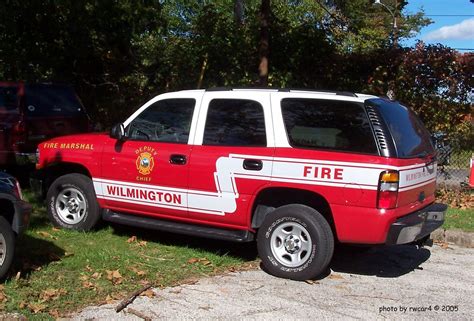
[127,99,195,143]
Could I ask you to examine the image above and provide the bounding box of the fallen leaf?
[64,252,74,257]
[140,289,155,298]
[127,236,137,243]
[106,270,123,285]
[305,280,320,285]
[200,259,211,266]
[28,303,47,314]
[105,295,115,304]
[130,266,147,277]
[91,272,102,279]
[85,265,93,272]
[183,279,198,285]
[188,258,199,264]
[40,288,67,301]
[137,241,147,247]
[51,227,61,232]
[82,281,95,289]
[329,273,344,280]
[49,309,60,318]
[0,291,7,303]
[19,301,27,309]
[36,231,57,240]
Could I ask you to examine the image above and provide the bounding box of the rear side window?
[281,98,377,154]
[370,99,434,158]
[25,85,85,117]
[127,98,195,143]
[203,99,266,146]
[0,86,18,111]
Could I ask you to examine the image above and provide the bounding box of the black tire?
[0,216,15,279]
[257,204,334,281]
[47,173,101,231]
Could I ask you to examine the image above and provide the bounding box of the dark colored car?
[0,82,91,167]
[0,171,31,279]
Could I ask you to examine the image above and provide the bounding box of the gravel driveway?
[71,243,473,320]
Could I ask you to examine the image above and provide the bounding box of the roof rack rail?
[205,87,357,97]
[278,88,357,97]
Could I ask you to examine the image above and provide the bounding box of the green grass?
[1,192,257,319]
[444,207,474,232]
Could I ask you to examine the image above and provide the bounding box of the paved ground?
[70,243,473,320]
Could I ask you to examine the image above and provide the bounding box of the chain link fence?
[436,146,472,189]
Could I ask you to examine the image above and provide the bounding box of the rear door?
[370,99,437,209]
[187,91,274,228]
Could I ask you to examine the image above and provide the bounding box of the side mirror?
[110,123,126,141]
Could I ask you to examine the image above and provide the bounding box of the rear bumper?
[385,203,446,245]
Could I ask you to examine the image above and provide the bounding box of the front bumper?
[12,199,32,235]
[386,203,446,245]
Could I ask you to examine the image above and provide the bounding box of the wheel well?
[41,163,92,199]
[0,198,15,226]
[251,187,335,234]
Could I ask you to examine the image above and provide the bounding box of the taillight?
[13,120,26,135]
[377,170,399,209]
[12,120,27,145]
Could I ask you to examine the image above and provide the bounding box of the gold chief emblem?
[136,151,155,175]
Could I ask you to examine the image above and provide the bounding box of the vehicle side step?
[102,210,254,242]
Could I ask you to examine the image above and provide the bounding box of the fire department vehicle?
[32,88,446,280]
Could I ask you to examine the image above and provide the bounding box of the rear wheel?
[257,204,334,280]
[47,173,101,231]
[0,216,15,279]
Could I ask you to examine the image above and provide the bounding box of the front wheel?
[0,216,15,279]
[257,204,334,280]
[47,173,101,231]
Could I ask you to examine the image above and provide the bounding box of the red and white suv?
[32,88,446,280]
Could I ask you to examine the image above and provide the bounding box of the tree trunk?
[257,0,270,86]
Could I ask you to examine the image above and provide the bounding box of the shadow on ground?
[110,223,259,262]
[330,244,431,278]
[10,234,65,279]
[110,222,431,279]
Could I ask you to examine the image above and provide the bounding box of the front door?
[98,97,199,219]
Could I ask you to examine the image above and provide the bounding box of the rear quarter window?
[369,99,434,158]
[281,98,378,155]
[25,85,85,117]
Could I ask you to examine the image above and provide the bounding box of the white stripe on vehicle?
[94,154,437,215]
